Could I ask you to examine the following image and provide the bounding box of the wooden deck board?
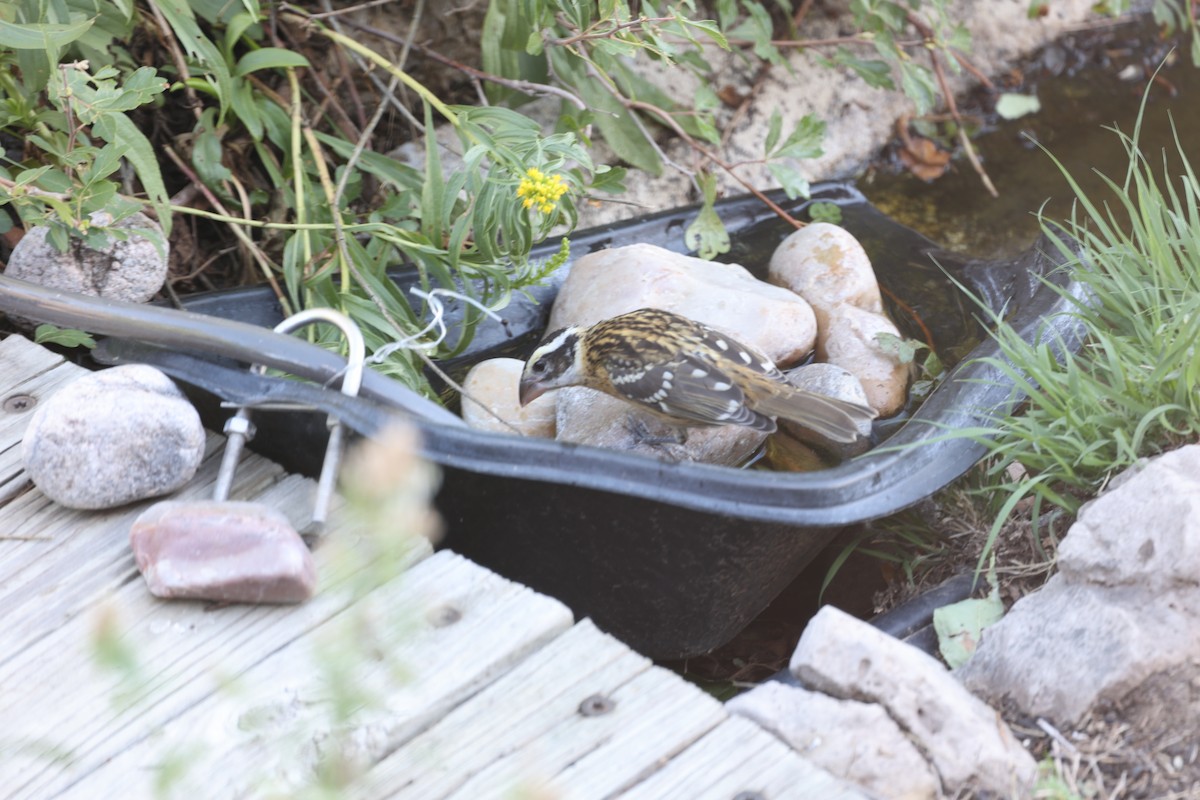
[356,619,660,799]
[0,442,293,659]
[2,475,435,799]
[54,550,574,799]
[0,336,80,502]
[618,715,872,800]
[441,650,727,800]
[0,335,853,799]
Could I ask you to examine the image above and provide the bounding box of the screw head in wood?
[3,394,36,413]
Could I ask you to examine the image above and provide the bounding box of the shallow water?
[862,17,1195,260]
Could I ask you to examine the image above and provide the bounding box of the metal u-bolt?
[212,308,365,532]
[272,309,365,532]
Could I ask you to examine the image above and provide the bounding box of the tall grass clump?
[971,103,1200,561]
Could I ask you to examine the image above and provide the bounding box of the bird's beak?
[518,378,547,407]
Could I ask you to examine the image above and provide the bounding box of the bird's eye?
[532,358,549,375]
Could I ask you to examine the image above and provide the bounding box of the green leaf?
[0,16,94,49]
[727,1,784,66]
[995,92,1041,120]
[899,60,938,116]
[684,173,730,260]
[677,16,728,50]
[193,127,232,185]
[808,201,843,224]
[764,109,783,155]
[230,80,265,140]
[589,165,627,194]
[558,54,662,174]
[830,47,894,90]
[150,0,234,123]
[481,0,549,104]
[771,114,825,160]
[933,578,1004,669]
[233,47,310,77]
[766,160,810,200]
[874,331,925,363]
[93,112,172,234]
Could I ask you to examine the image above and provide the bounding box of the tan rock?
[792,605,1037,797]
[549,243,817,367]
[728,681,941,800]
[769,223,882,324]
[770,225,908,416]
[822,305,908,416]
[460,358,556,438]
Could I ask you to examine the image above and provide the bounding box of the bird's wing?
[609,352,775,431]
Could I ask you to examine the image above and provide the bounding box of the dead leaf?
[899,135,952,181]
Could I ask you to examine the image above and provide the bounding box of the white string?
[368,287,505,363]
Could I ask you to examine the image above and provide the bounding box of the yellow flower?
[516,167,569,214]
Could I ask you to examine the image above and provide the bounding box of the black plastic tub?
[0,183,1084,658]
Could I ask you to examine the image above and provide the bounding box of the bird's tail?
[753,384,878,444]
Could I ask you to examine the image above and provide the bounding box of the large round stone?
[22,365,205,509]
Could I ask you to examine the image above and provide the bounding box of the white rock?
[1058,446,1200,591]
[769,223,883,324]
[460,358,556,438]
[822,305,908,417]
[770,226,908,416]
[5,212,167,328]
[549,243,818,366]
[728,680,940,800]
[21,365,205,509]
[555,387,765,465]
[957,445,1200,725]
[782,363,873,456]
[791,605,1037,797]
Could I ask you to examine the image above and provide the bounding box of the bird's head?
[519,325,586,405]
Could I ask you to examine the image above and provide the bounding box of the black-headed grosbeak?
[518,307,876,443]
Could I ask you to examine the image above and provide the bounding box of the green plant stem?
[161,145,290,311]
[285,12,459,127]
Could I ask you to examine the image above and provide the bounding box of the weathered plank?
[2,473,435,799]
[619,714,873,800]
[52,550,574,799]
[357,619,728,800]
[0,335,447,798]
[0,335,80,502]
[0,435,292,660]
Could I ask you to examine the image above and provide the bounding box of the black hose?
[0,274,464,427]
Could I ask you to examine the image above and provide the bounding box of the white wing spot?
[663,370,674,381]
[737,350,753,365]
[760,361,775,372]
[691,367,708,378]
[658,402,671,413]
[714,338,729,351]
[711,381,732,392]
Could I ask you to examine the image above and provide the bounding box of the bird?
[517,307,877,443]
